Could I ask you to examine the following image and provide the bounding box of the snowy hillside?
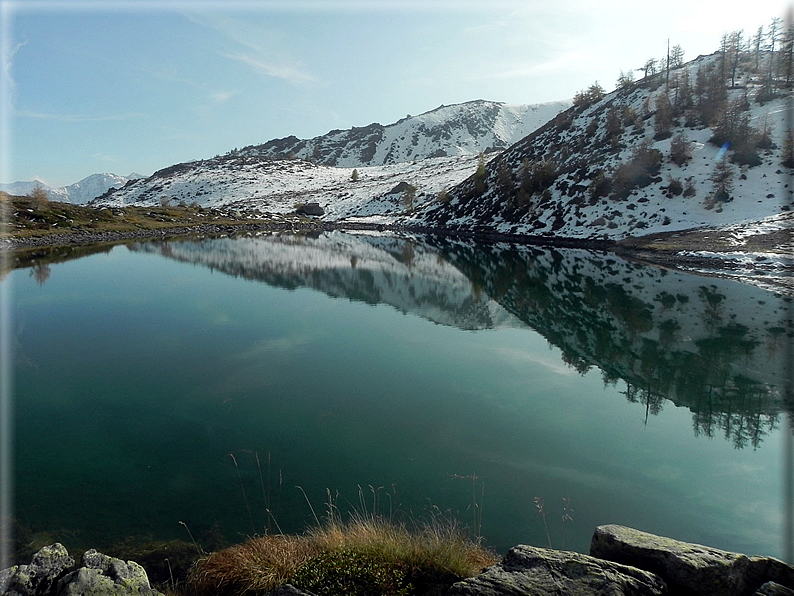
[91,152,486,220]
[93,99,569,213]
[236,100,571,166]
[414,53,792,242]
[93,49,792,251]
[1,172,144,204]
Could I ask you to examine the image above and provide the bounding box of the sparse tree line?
[499,15,792,217]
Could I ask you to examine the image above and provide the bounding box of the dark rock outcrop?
[297,202,324,216]
[449,526,793,596]
[448,544,667,596]
[590,524,794,596]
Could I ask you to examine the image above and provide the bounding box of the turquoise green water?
[8,233,791,560]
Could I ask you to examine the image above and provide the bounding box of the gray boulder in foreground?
[0,543,74,596]
[448,544,667,596]
[0,545,163,596]
[590,524,794,596]
[57,549,163,595]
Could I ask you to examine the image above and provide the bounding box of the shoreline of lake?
[4,218,792,296]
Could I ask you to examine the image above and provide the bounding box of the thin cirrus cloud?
[183,12,321,86]
[15,110,148,123]
[2,39,27,96]
[483,51,597,80]
[91,152,119,163]
[220,52,320,85]
[211,90,240,104]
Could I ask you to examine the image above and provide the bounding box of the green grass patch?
[1,194,274,239]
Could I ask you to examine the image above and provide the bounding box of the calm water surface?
[8,232,792,560]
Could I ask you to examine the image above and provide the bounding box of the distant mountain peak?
[0,172,143,204]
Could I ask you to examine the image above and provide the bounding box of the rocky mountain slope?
[412,53,792,243]
[1,172,144,204]
[92,49,792,255]
[91,100,569,212]
[235,99,570,166]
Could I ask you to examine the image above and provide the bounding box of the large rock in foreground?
[591,524,794,596]
[0,543,74,596]
[0,545,163,596]
[448,543,667,596]
[57,549,164,595]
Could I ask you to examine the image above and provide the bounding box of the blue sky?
[0,0,787,187]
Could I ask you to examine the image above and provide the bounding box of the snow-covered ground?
[410,55,792,243]
[93,153,483,219]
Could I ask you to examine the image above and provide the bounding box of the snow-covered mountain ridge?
[1,172,144,204]
[93,49,791,254]
[92,99,569,212]
[236,99,571,166]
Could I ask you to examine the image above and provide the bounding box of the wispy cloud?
[92,152,119,163]
[210,90,240,104]
[15,110,148,123]
[134,63,200,88]
[185,12,321,85]
[221,52,318,84]
[158,125,207,141]
[483,51,597,80]
[1,39,26,97]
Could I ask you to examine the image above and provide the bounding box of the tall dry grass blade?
[179,521,204,556]
[229,453,255,535]
[296,485,320,526]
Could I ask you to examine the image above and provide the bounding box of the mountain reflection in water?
[10,230,791,563]
[130,231,791,451]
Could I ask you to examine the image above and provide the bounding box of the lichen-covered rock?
[56,549,163,596]
[590,524,794,596]
[754,582,794,596]
[0,543,74,596]
[448,544,667,596]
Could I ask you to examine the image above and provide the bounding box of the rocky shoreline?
[2,525,792,596]
[4,219,792,296]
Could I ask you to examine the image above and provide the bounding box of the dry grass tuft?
[188,534,319,596]
[308,510,497,579]
[186,510,498,596]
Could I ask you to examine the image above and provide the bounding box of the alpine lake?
[7,230,792,563]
